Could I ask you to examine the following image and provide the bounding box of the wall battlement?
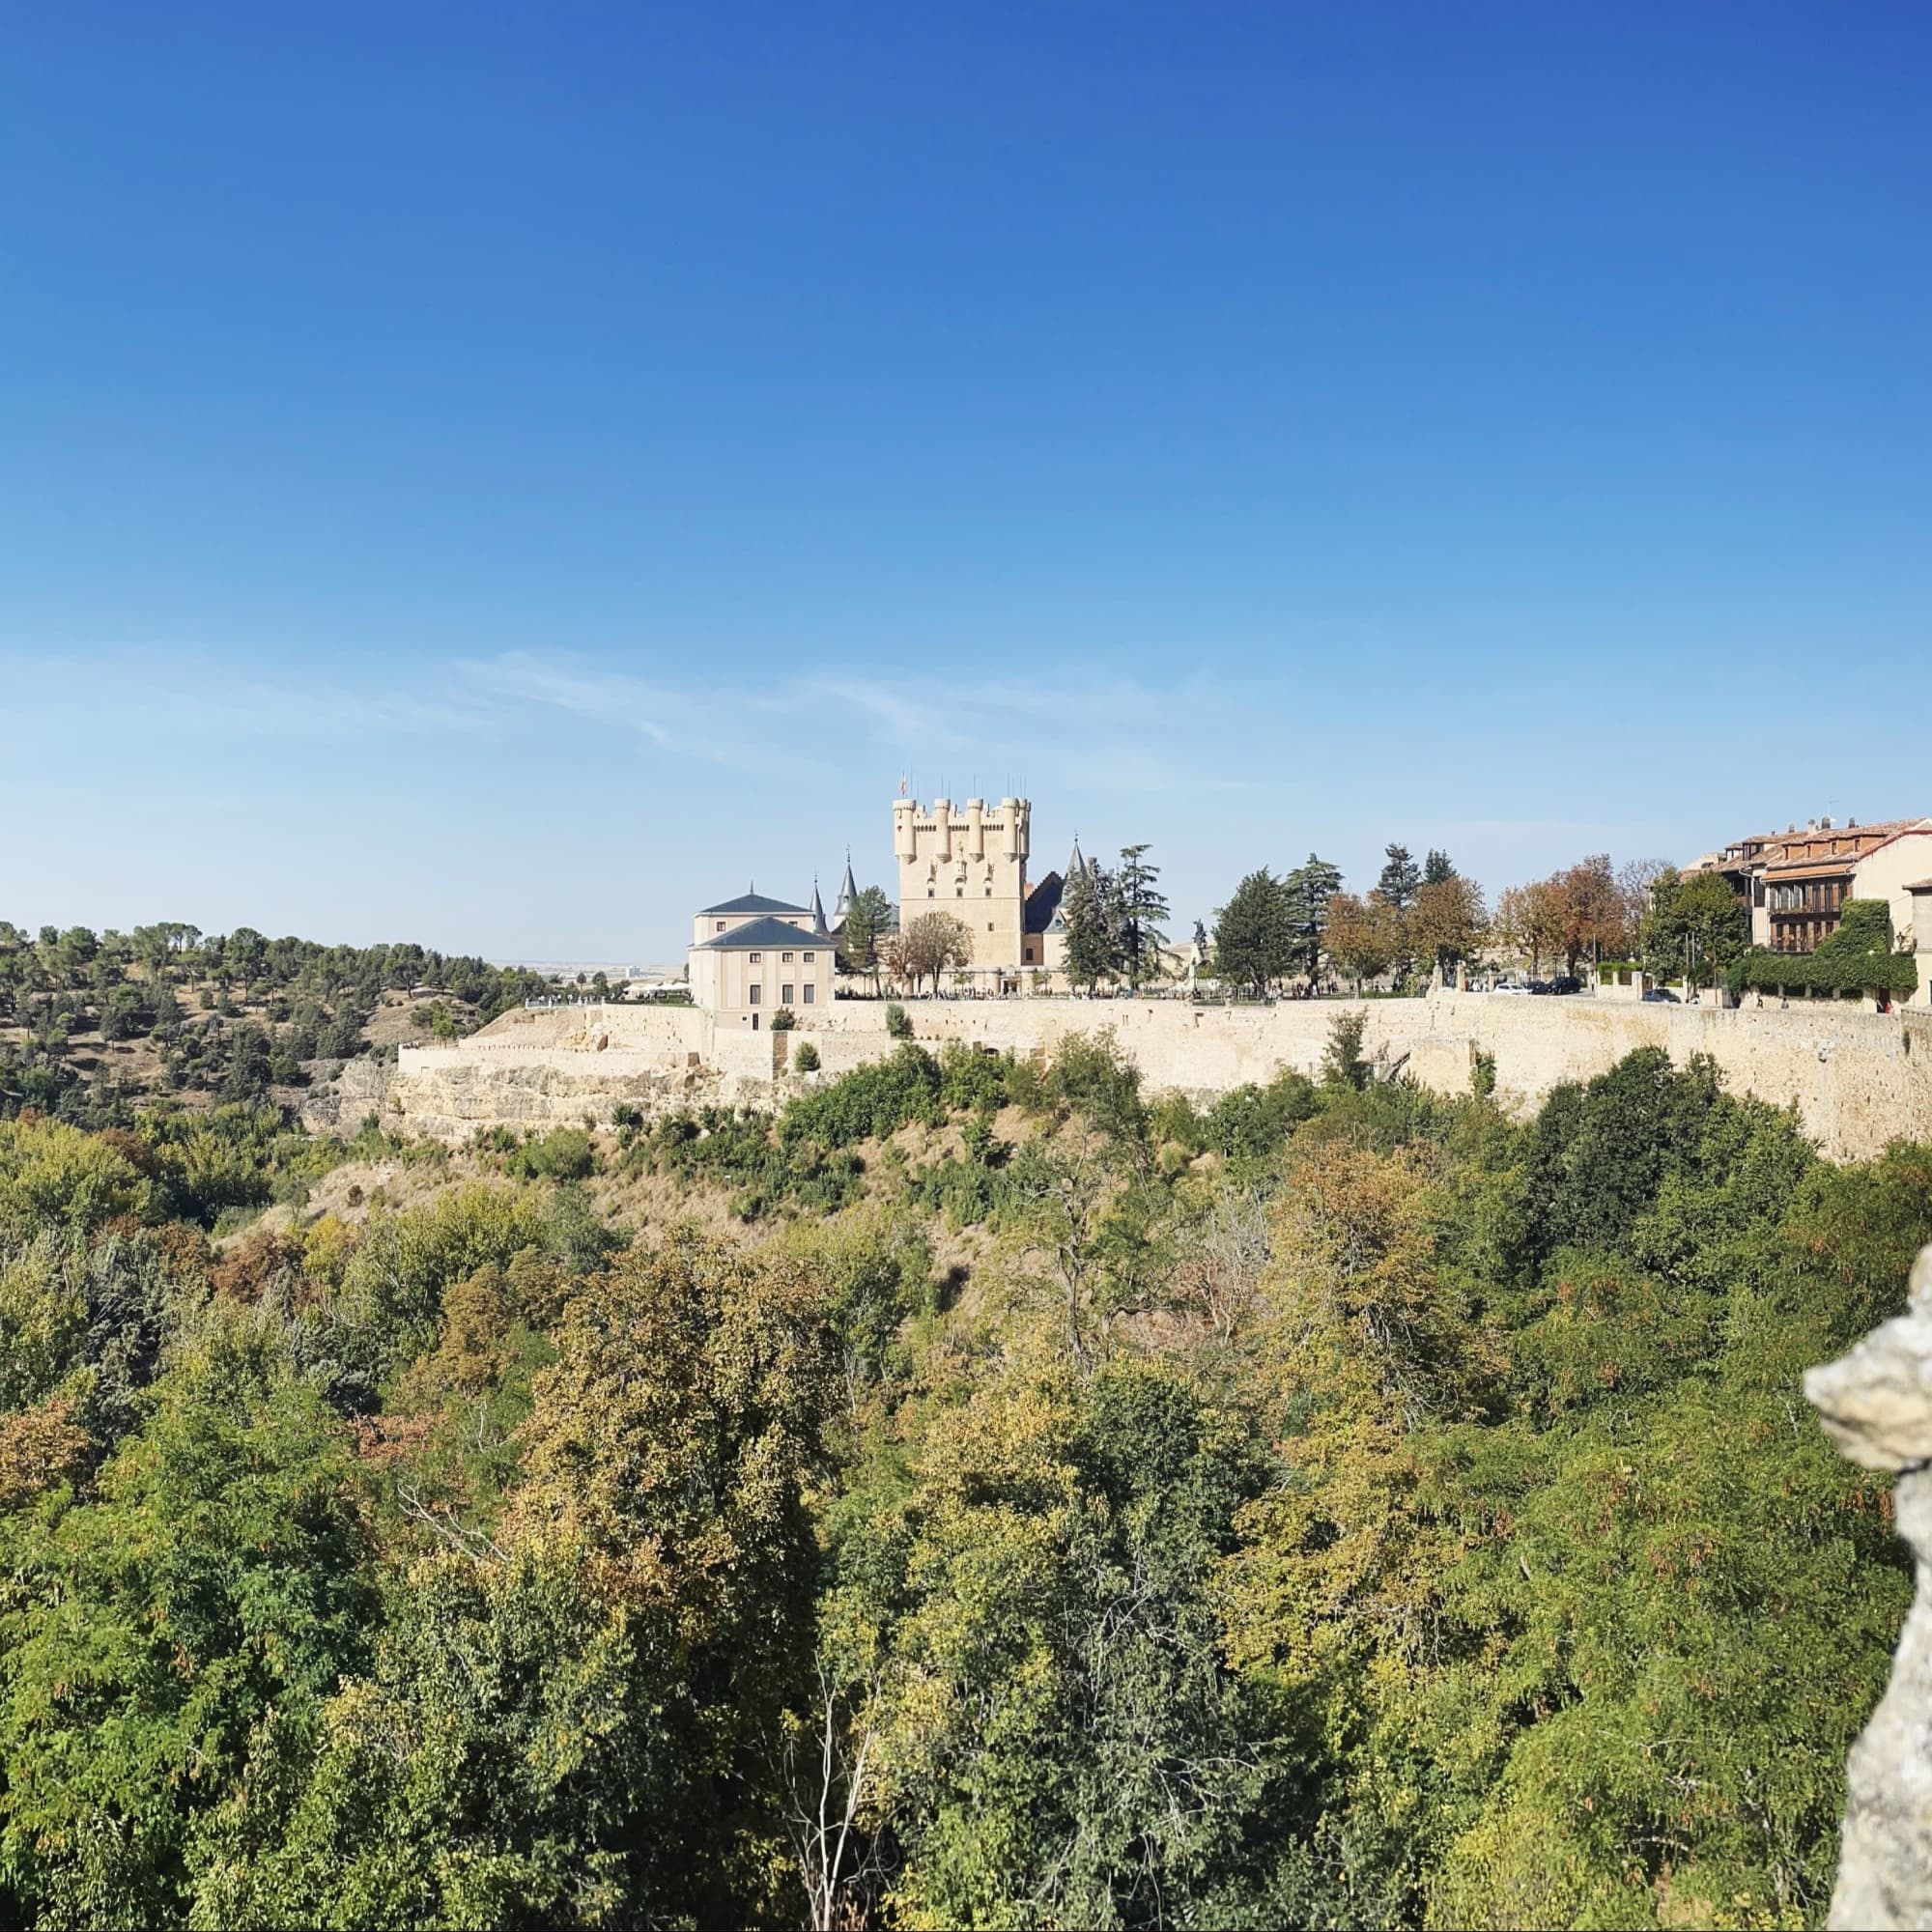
[385,993,1932,1157]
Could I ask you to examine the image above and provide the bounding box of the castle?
[892,793,1092,994]
[689,793,1094,1015]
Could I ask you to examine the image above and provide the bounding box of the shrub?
[770,1008,796,1033]
[502,1127,596,1181]
[793,1040,821,1073]
[780,1045,941,1150]
[885,1003,914,1041]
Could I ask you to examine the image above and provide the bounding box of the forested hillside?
[0,921,554,1122]
[0,1008,1924,1927]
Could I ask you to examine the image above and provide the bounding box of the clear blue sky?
[4,2,1927,960]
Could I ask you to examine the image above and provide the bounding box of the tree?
[0,1319,381,1924]
[1324,893,1399,992]
[1639,867,1748,987]
[838,886,893,994]
[895,912,973,997]
[1410,874,1489,978]
[845,1358,1278,1930]
[1212,869,1293,998]
[1114,845,1171,991]
[1321,1009,1370,1090]
[1551,854,1629,973]
[1423,848,1458,887]
[1283,855,1344,987]
[1060,862,1121,992]
[1377,843,1421,912]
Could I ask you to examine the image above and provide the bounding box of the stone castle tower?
[893,795,1033,980]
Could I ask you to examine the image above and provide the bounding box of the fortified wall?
[381,993,1932,1160]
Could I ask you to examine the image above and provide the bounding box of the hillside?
[0,1002,1926,1926]
[0,920,557,1124]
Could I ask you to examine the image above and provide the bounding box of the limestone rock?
[1807,1243,1932,1929]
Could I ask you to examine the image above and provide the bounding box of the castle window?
[749,984,761,1004]
[781,951,794,962]
[803,952,814,962]
[955,888,964,897]
[927,889,934,898]
[803,984,815,1004]
[987,923,994,932]
[781,984,795,1004]
[749,952,762,962]
[716,922,726,932]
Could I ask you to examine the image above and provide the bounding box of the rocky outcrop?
[295,1054,395,1136]
[1805,1242,1932,1929]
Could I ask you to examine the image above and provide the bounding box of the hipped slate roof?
[694,916,826,952]
[1024,871,1065,936]
[698,892,812,917]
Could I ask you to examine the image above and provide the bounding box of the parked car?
[1492,979,1530,995]
[1548,974,1582,995]
[1528,980,1553,995]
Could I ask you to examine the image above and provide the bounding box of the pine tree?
[1283,855,1344,987]
[1211,869,1293,998]
[1377,843,1421,911]
[1061,862,1121,992]
[1424,848,1458,887]
[838,885,893,993]
[1115,845,1171,990]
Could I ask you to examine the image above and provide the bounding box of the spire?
[1067,834,1087,879]
[810,877,829,933]
[835,847,859,920]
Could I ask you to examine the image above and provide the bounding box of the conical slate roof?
[810,879,829,933]
[835,853,859,920]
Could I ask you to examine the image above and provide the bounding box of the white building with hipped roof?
[688,891,834,1028]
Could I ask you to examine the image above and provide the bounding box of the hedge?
[1731,948,1918,1000]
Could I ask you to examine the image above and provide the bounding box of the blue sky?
[4,2,1927,961]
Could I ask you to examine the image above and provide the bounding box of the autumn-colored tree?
[1409,872,1489,977]
[1324,891,1400,991]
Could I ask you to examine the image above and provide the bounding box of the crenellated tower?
[894,794,1032,982]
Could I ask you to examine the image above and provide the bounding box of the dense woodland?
[0,904,1924,1928]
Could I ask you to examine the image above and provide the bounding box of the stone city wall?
[386,993,1932,1159]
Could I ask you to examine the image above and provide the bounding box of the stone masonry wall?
[387,994,1932,1158]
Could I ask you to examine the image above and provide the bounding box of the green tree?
[1423,847,1458,886]
[1377,842,1421,911]
[1060,860,1121,992]
[0,1318,379,1926]
[1639,867,1749,987]
[838,885,894,993]
[1212,869,1293,998]
[1114,844,1171,990]
[1283,855,1344,986]
[844,1358,1283,1930]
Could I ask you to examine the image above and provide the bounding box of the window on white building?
[749,952,762,962]
[781,951,794,962]
[803,984,815,1003]
[749,984,761,1004]
[781,983,795,1004]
